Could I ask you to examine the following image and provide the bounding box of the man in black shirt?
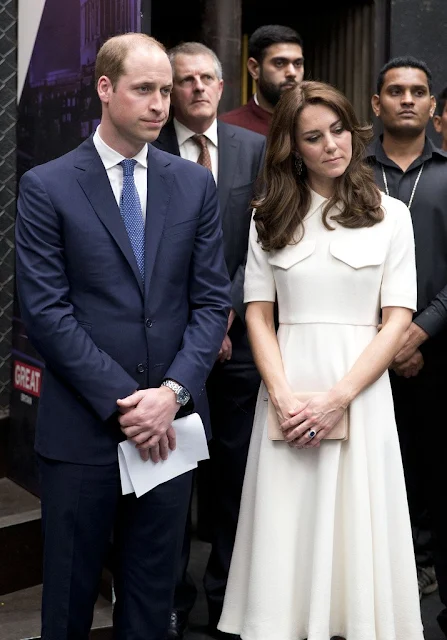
[368,56,447,637]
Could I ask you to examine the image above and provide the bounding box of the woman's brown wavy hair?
[253,81,383,251]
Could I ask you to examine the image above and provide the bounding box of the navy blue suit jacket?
[15,137,231,465]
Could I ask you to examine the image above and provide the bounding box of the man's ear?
[371,94,380,117]
[97,75,113,104]
[429,95,436,119]
[433,114,442,133]
[247,57,260,82]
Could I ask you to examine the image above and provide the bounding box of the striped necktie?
[192,134,212,172]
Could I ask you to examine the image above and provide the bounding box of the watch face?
[177,388,190,406]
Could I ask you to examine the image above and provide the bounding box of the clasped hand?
[117,387,179,463]
[389,322,427,378]
[391,348,424,378]
[217,309,236,363]
[277,392,345,449]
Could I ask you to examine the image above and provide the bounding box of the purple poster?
[11,0,142,493]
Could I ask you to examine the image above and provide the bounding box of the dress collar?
[306,188,343,218]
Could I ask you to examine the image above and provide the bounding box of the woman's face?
[295,103,353,190]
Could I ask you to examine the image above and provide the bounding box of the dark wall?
[150,0,203,47]
[390,0,447,146]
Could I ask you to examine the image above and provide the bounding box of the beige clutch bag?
[267,391,349,441]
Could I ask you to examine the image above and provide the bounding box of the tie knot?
[192,134,208,150]
[120,158,137,177]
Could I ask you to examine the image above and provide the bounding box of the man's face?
[371,67,435,137]
[98,46,172,147]
[250,43,304,107]
[170,53,223,130]
[434,101,447,149]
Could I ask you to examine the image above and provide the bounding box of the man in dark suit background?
[15,33,231,640]
[152,42,265,639]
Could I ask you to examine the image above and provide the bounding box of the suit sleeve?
[164,171,231,403]
[230,256,248,322]
[229,137,266,323]
[15,170,139,421]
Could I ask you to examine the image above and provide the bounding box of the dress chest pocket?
[267,240,316,270]
[329,237,386,269]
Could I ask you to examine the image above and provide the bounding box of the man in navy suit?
[152,42,265,639]
[15,33,231,640]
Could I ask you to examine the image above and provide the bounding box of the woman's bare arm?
[246,301,302,421]
[282,306,412,447]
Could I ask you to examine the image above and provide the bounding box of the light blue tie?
[119,159,145,280]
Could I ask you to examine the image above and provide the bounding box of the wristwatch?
[161,379,191,406]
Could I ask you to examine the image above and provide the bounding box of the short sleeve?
[243,213,276,303]
[380,198,417,311]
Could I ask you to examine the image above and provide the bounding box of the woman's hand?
[271,389,305,426]
[281,392,347,449]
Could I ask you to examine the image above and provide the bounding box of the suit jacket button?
[145,319,153,328]
[136,363,146,373]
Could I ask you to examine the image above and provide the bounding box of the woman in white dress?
[218,82,423,640]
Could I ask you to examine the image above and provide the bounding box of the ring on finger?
[308,428,317,439]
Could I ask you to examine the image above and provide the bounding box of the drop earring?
[294,155,303,175]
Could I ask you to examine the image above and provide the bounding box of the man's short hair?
[168,42,223,81]
[95,33,165,88]
[248,25,303,63]
[376,56,433,94]
[436,86,447,116]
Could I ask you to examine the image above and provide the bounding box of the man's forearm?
[413,284,447,337]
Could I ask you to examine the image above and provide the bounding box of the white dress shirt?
[173,118,218,184]
[93,126,148,221]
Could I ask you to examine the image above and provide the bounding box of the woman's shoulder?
[375,193,413,242]
[379,192,411,219]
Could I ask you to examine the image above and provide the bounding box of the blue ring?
[308,429,316,439]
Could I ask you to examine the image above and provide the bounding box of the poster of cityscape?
[10,0,142,494]
[17,0,142,177]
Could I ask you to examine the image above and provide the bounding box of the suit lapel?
[144,144,174,294]
[217,122,239,217]
[75,138,144,295]
[152,121,181,156]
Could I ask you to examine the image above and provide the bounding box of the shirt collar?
[173,117,218,148]
[366,135,444,168]
[93,125,148,170]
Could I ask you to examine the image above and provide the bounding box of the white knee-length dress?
[218,191,424,640]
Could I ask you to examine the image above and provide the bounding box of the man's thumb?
[117,389,144,407]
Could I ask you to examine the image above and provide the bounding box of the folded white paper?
[118,413,209,498]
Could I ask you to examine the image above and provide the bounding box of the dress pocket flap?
[329,238,385,269]
[267,241,316,270]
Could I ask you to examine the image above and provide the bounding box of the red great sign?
[13,360,42,398]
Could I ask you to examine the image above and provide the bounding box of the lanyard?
[381,163,424,211]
